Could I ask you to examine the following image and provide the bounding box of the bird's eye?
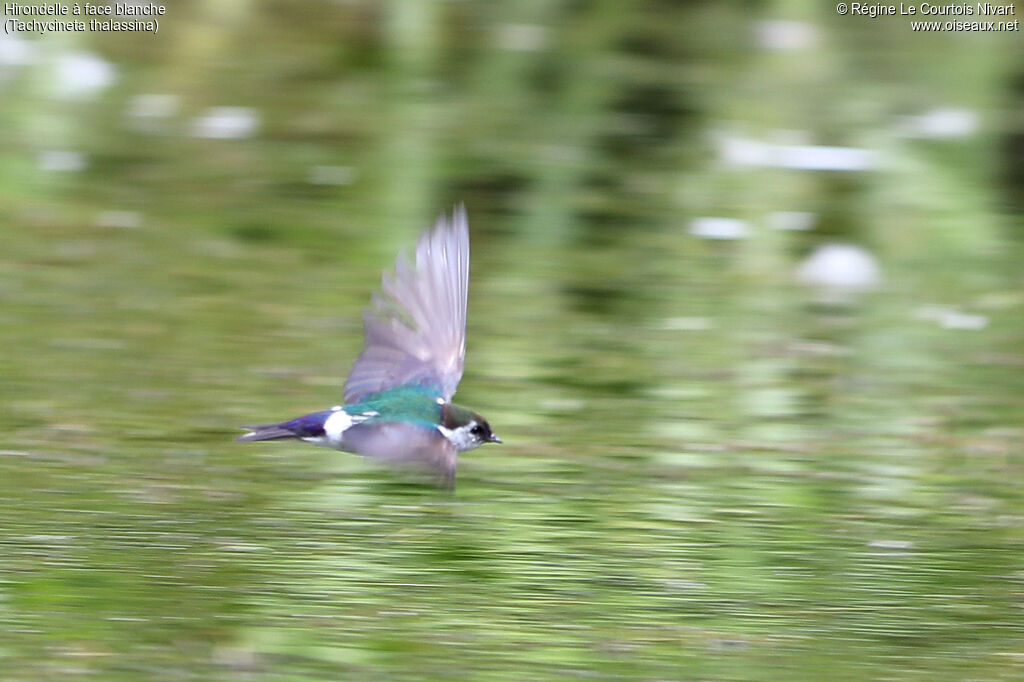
[471,424,484,436]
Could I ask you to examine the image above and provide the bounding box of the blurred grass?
[1,1,1023,680]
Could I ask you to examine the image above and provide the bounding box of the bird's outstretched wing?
[344,421,458,488]
[344,205,469,404]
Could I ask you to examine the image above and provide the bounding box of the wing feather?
[344,206,469,403]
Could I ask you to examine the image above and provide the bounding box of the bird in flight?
[236,205,500,488]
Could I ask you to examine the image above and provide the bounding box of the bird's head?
[440,403,501,452]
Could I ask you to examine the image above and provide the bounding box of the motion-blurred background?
[1,2,1022,679]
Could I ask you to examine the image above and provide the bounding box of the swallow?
[236,206,500,488]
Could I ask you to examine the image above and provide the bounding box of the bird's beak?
[489,434,502,444]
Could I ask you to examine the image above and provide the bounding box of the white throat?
[438,422,480,453]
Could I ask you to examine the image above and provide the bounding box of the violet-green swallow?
[236,205,500,488]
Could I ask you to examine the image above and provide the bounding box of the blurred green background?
[1,1,1023,679]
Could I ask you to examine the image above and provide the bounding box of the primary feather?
[343,205,469,404]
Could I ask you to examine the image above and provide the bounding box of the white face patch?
[438,421,482,453]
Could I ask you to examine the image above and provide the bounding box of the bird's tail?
[235,424,299,442]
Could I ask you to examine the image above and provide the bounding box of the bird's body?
[236,207,500,487]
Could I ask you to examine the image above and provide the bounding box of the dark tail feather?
[236,425,299,442]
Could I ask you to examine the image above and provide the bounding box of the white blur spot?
[660,317,713,331]
[495,23,549,52]
[714,131,877,171]
[308,165,356,186]
[796,243,881,292]
[53,51,116,99]
[915,304,953,322]
[868,539,914,550]
[96,211,142,229]
[127,94,180,135]
[940,311,988,330]
[898,108,978,139]
[0,32,35,67]
[128,93,180,119]
[538,398,585,412]
[717,134,771,166]
[774,145,876,171]
[690,217,750,240]
[915,305,988,330]
[38,150,87,173]
[767,211,816,231]
[754,20,819,51]
[192,106,260,139]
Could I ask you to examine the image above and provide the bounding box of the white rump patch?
[323,410,354,447]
